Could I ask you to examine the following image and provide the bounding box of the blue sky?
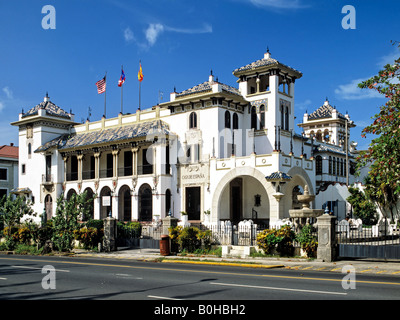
[0,0,399,150]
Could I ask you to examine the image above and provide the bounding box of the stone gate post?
[162,215,179,236]
[317,214,337,262]
[103,216,117,252]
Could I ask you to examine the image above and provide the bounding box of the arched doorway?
[118,185,132,222]
[45,194,52,222]
[138,184,152,222]
[66,189,77,201]
[100,186,112,219]
[83,187,95,221]
[214,167,272,225]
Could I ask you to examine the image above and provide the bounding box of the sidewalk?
[72,247,400,277]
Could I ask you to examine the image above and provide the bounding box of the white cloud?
[0,101,4,112]
[239,0,308,9]
[123,27,135,43]
[165,23,213,34]
[296,99,312,111]
[377,48,400,67]
[334,78,384,100]
[145,23,164,46]
[144,22,213,47]
[2,86,13,99]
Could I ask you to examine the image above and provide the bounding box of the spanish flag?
[138,62,143,82]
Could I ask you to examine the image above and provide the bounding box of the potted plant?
[203,209,211,223]
[180,211,188,224]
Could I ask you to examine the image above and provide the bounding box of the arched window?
[260,105,265,129]
[83,188,95,221]
[316,130,322,142]
[316,155,323,175]
[224,110,231,129]
[138,184,152,222]
[251,106,257,130]
[165,189,171,216]
[99,186,112,220]
[189,112,197,129]
[340,158,344,176]
[280,105,284,129]
[285,106,289,130]
[332,157,336,175]
[324,129,330,142]
[28,143,32,155]
[233,112,239,130]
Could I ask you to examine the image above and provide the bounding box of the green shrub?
[178,226,201,252]
[35,220,53,247]
[14,244,43,255]
[85,219,104,230]
[168,226,213,253]
[295,224,318,258]
[117,221,142,239]
[74,226,103,250]
[256,225,295,256]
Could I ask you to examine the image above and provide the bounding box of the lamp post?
[345,118,354,186]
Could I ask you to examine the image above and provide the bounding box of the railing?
[118,166,133,177]
[65,165,154,182]
[202,223,261,246]
[137,165,153,175]
[336,219,400,259]
[82,170,95,180]
[42,174,54,184]
[66,172,78,182]
[99,169,113,179]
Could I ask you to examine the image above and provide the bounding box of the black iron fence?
[116,222,162,249]
[336,219,400,259]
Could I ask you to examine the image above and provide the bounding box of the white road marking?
[210,282,348,296]
[12,265,70,273]
[148,295,183,300]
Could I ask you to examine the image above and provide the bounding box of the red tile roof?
[0,145,18,159]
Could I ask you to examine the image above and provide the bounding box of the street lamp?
[345,118,354,186]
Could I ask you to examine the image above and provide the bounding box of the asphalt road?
[1,255,400,306]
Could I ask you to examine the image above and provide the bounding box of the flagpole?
[104,72,107,118]
[139,60,141,111]
[121,65,123,114]
[139,81,141,111]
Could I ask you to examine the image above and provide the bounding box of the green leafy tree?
[347,185,377,225]
[0,195,34,250]
[357,42,400,221]
[51,191,94,252]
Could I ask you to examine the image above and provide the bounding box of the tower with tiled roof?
[11,93,77,218]
[232,49,303,153]
[298,98,355,146]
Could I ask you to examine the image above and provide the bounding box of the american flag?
[96,76,106,94]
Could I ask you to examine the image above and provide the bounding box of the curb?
[161,259,285,269]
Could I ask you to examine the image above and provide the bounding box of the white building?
[11,51,359,225]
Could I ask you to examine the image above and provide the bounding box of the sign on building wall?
[181,163,209,186]
[102,196,111,207]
